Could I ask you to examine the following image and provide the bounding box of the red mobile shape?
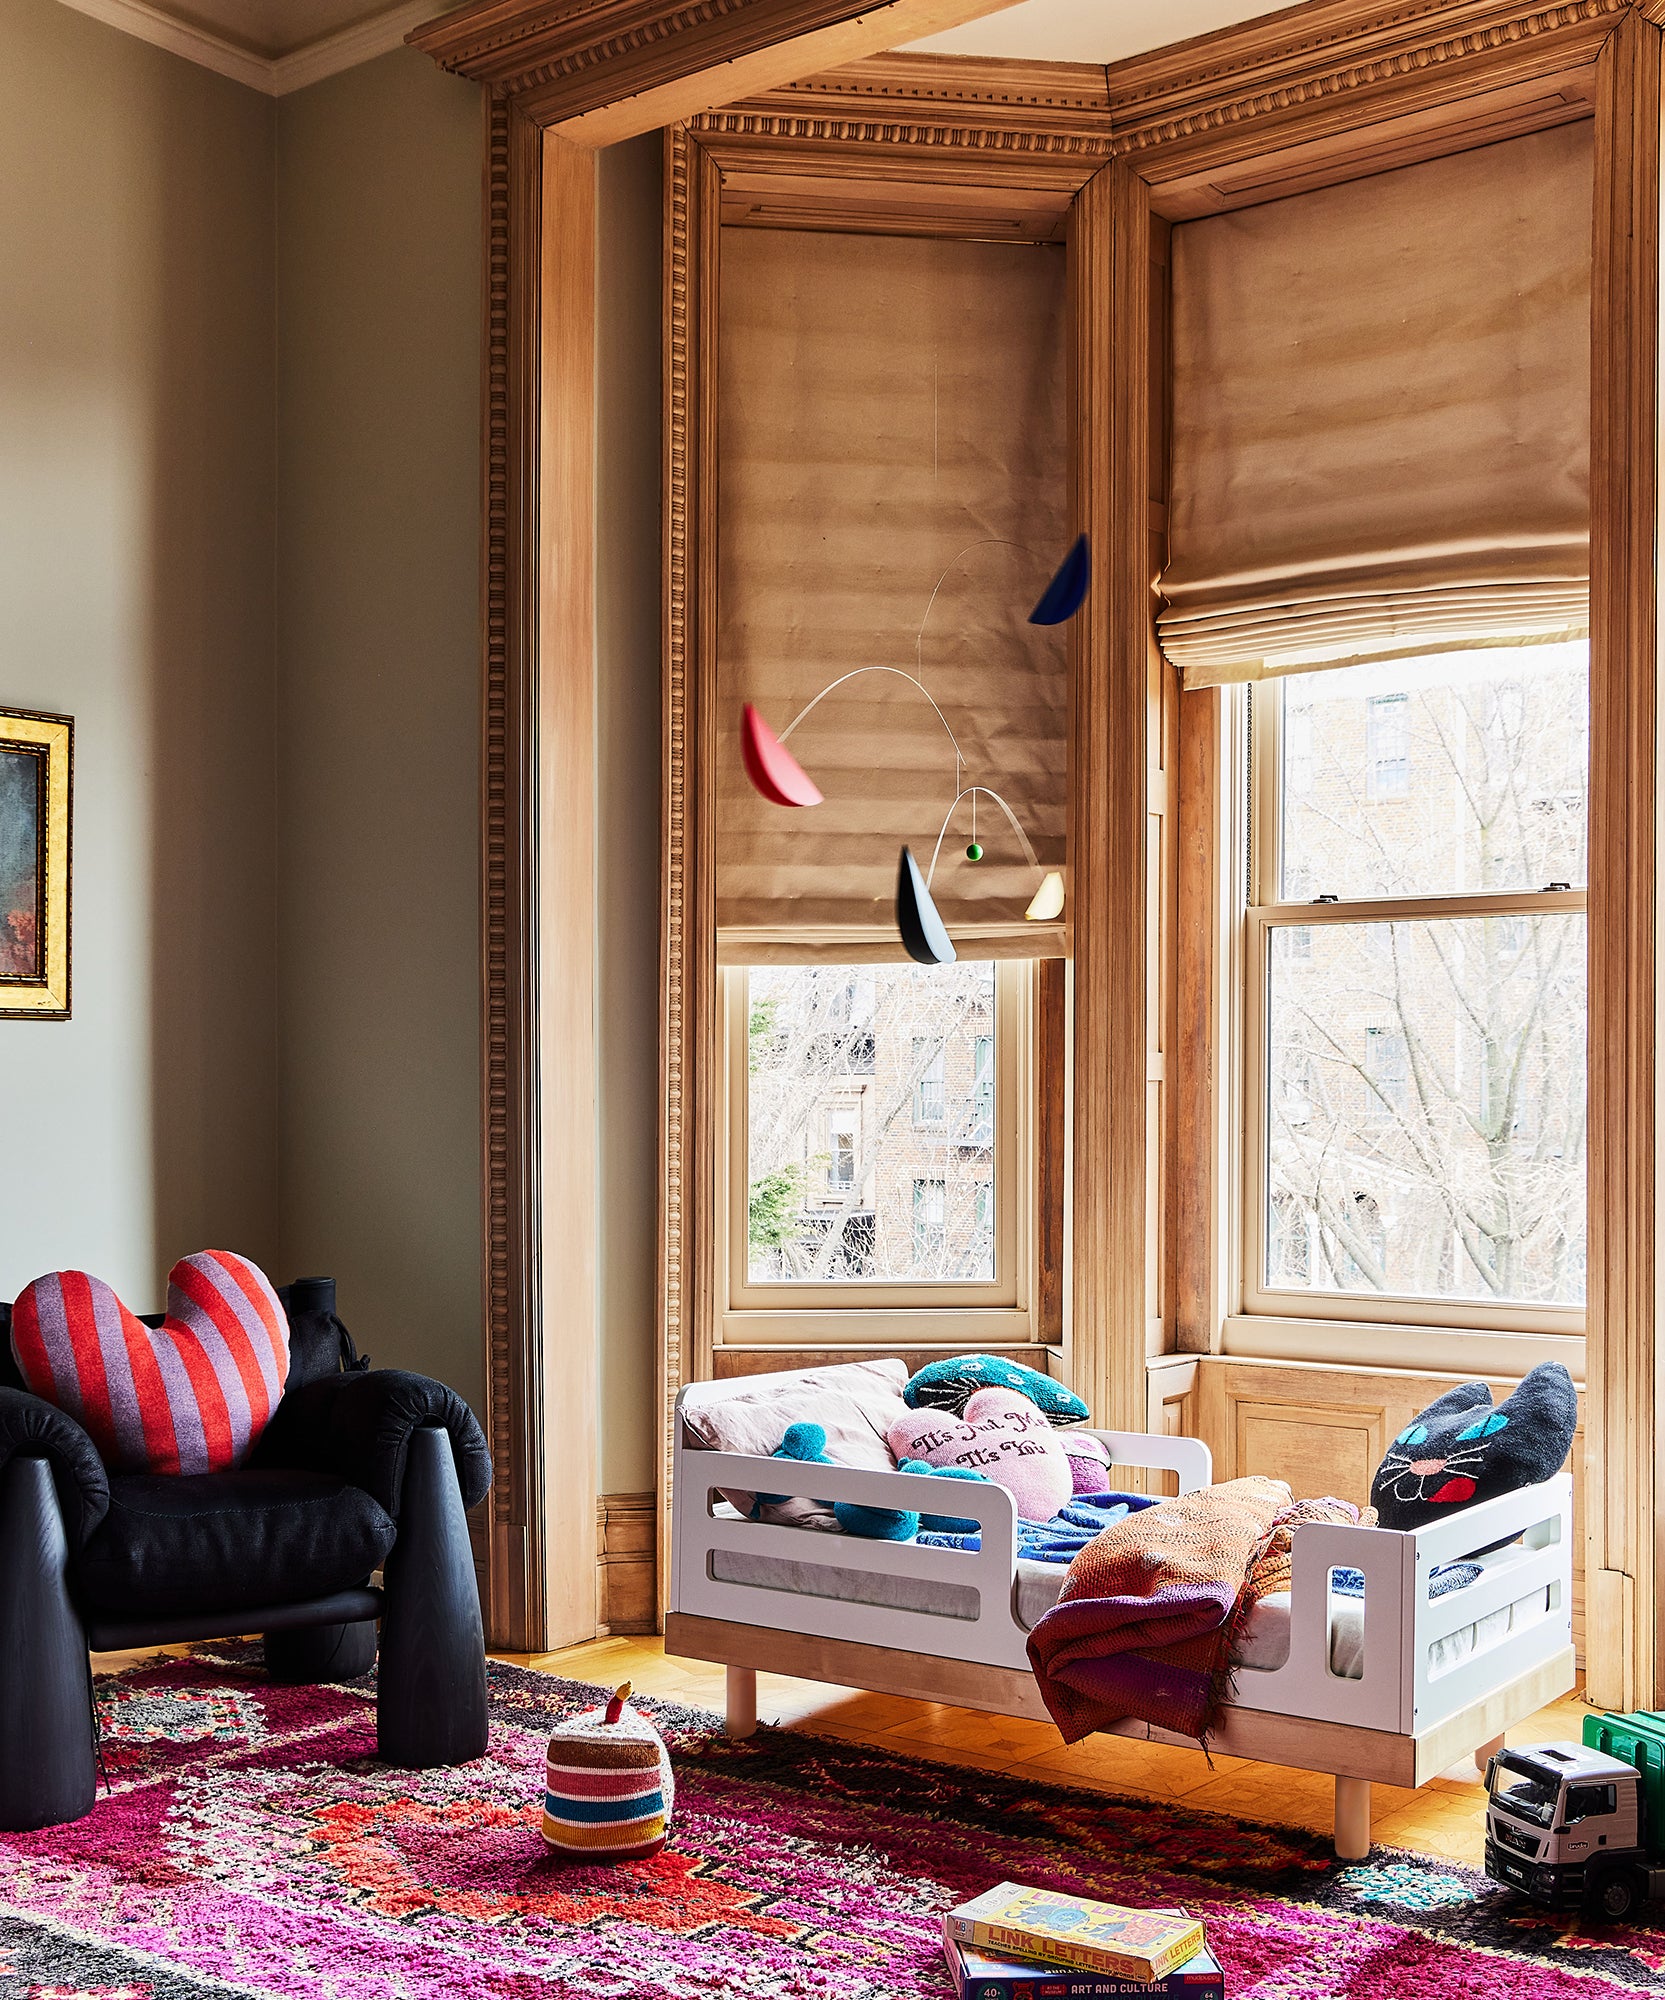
[741,702,824,807]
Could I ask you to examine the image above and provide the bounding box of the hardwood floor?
[506,1632,1597,1869]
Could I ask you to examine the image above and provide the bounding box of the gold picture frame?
[0,707,72,1019]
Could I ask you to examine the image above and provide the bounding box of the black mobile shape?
[1028,534,1091,626]
[897,845,957,965]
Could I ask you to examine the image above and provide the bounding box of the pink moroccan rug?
[0,1646,1661,1997]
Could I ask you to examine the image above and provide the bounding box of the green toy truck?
[1484,1711,1665,1919]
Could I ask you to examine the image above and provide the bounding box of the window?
[728,959,1031,1327]
[1247,641,1588,1329]
[1562,1784,1617,1826]
[913,1040,946,1126]
[969,1034,994,1146]
[826,1109,857,1190]
[1365,1025,1409,1114]
[1365,690,1410,799]
[913,1178,947,1265]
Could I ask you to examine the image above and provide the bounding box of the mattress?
[707,1527,1552,1683]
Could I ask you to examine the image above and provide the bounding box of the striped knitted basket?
[542,1683,674,1862]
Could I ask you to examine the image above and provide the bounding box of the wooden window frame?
[1136,1,1661,1709]
[717,959,1036,1341]
[1240,667,1590,1338]
[658,73,1141,1615]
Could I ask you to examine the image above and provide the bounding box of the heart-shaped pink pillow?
[887,1386,1072,1522]
[10,1250,290,1476]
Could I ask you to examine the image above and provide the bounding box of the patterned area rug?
[1,1648,1662,1998]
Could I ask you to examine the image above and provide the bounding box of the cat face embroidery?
[1374,1410,1509,1507]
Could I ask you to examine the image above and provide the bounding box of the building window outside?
[914,1040,946,1126]
[826,1110,857,1190]
[1254,641,1588,1320]
[1365,690,1410,799]
[913,1178,947,1265]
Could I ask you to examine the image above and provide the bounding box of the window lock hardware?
[1543,881,1571,892]
[1313,893,1340,903]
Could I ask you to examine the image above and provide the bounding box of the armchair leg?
[0,1456,96,1830]
[377,1425,488,1767]
[265,1620,378,1684]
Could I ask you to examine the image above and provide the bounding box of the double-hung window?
[1244,640,1588,1335]
[723,958,1033,1339]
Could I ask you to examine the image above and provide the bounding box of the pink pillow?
[10,1251,290,1476]
[887,1386,1072,1522]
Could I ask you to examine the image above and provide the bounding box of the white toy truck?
[1485,1712,1665,1920]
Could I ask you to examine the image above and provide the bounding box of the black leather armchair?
[0,1277,492,1832]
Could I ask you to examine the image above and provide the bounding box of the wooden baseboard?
[597,1491,658,1635]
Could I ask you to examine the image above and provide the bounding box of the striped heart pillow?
[9,1251,290,1475]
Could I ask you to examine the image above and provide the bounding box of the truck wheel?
[1587,1863,1641,1922]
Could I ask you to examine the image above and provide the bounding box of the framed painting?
[0,707,71,1019]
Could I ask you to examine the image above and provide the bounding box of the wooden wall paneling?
[1585,6,1663,1713]
[1036,957,1067,1341]
[1196,1356,1589,1659]
[1066,162,1151,1437]
[658,127,723,1611]
[473,110,601,1653]
[1173,685,1226,1354]
[537,132,602,1650]
[409,0,1036,148]
[596,1492,659,1634]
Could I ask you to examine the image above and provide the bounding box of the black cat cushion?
[1370,1362,1577,1531]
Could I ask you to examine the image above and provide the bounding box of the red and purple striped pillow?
[9,1251,290,1476]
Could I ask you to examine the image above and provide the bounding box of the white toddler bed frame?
[663,1376,1576,1857]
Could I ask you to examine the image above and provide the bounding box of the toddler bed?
[664,1370,1576,1857]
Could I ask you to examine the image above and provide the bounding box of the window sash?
[1240,681,1587,1335]
[720,960,1034,1328]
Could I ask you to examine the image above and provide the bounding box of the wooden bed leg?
[725,1665,758,1739]
[1334,1777,1371,1860]
[1475,1732,1506,1774]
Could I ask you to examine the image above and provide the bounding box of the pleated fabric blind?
[1160,122,1593,688]
[716,227,1069,964]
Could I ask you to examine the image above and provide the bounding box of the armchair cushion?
[0,1385,109,1550]
[249,1369,491,1518]
[73,1469,396,1617]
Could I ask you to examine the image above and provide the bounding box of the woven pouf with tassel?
[542,1682,675,1861]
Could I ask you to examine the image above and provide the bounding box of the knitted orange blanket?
[1026,1475,1290,1743]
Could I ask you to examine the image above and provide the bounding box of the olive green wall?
[0,0,277,1306]
[274,49,486,1410]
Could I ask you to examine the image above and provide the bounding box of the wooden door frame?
[415,0,1031,1651]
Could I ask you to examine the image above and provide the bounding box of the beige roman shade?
[716,228,1069,963]
[1160,121,1593,688]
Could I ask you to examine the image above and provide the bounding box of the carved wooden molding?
[408,0,1022,143]
[657,125,720,1607]
[478,95,548,1650]
[1102,0,1622,128]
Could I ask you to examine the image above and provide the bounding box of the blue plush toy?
[757,1423,991,1542]
[898,1459,988,1534]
